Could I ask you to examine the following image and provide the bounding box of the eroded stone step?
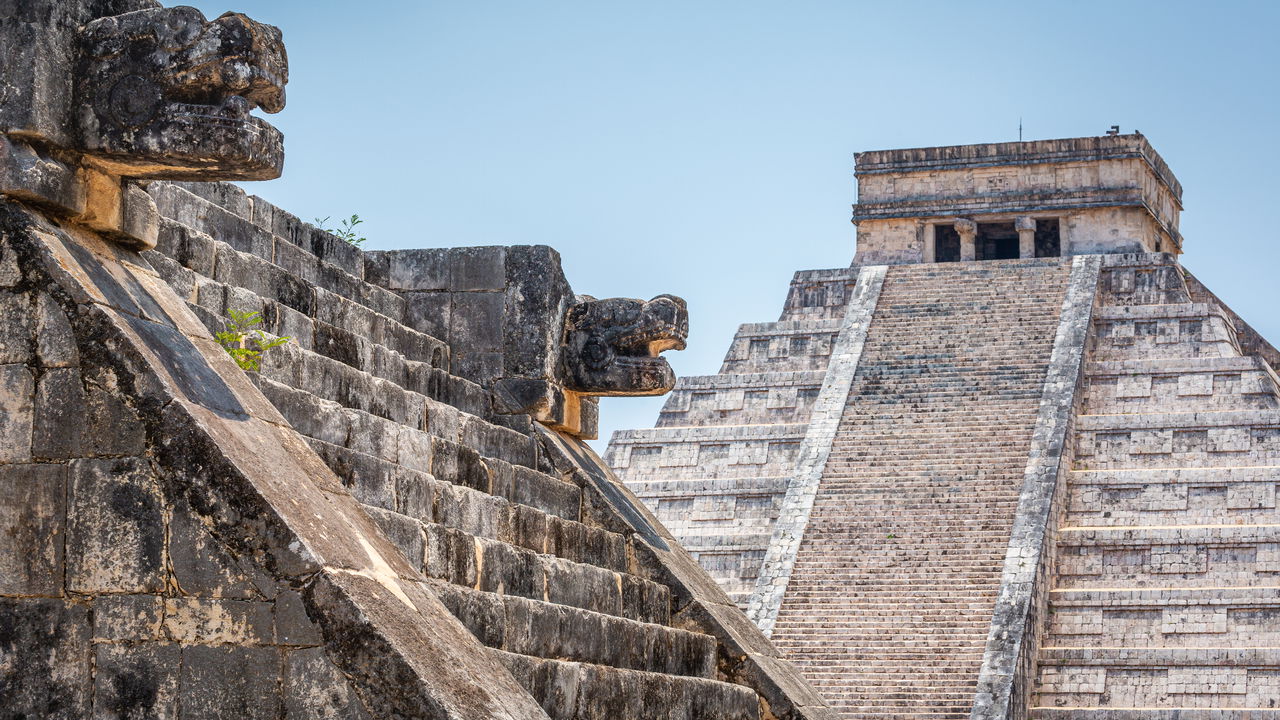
[293,428,580,523]
[494,649,759,720]
[150,183,403,320]
[428,580,715,678]
[391,514,668,625]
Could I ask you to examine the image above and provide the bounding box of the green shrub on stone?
[314,214,366,246]
[215,309,291,372]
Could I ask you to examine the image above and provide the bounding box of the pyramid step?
[1032,710,1280,720]
[1036,647,1280,709]
[255,377,578,519]
[494,650,759,720]
[428,580,716,678]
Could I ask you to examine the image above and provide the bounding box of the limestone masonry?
[608,134,1280,718]
[0,3,832,718]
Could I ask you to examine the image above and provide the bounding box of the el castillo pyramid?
[3,2,1278,719]
[608,134,1280,718]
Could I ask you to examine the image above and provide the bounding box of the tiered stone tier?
[607,268,855,605]
[1030,255,1280,717]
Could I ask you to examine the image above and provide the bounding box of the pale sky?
[189,0,1280,450]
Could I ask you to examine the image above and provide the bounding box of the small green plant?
[886,533,896,539]
[216,309,291,372]
[315,214,366,246]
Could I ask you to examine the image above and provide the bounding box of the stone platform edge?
[745,264,888,636]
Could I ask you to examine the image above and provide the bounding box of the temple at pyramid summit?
[606,134,1280,717]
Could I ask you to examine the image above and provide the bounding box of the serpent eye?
[583,337,612,370]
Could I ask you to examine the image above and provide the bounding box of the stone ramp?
[763,259,1075,717]
[139,181,834,719]
[1030,255,1280,716]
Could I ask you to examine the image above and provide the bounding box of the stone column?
[1016,216,1037,259]
[956,218,977,261]
[922,223,936,263]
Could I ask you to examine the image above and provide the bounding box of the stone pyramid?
[608,135,1280,717]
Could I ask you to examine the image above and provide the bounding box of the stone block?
[92,643,181,719]
[397,424,433,473]
[306,227,364,279]
[0,235,23,287]
[450,246,507,292]
[0,363,35,463]
[0,598,91,719]
[345,409,400,464]
[1115,375,1151,398]
[393,467,434,522]
[172,181,251,219]
[32,366,85,459]
[179,645,283,720]
[476,536,542,599]
[462,415,535,467]
[35,292,78,367]
[451,291,504,351]
[284,647,368,719]
[543,556,618,616]
[66,457,165,594]
[0,289,34,363]
[248,195,274,231]
[381,249,450,291]
[0,137,85,216]
[120,182,160,250]
[365,507,425,570]
[83,377,147,457]
[429,581,506,648]
[92,594,165,642]
[162,597,274,645]
[169,498,268,599]
[275,588,323,647]
[0,463,66,595]
[422,524,477,587]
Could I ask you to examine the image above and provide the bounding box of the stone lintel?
[854,134,1182,202]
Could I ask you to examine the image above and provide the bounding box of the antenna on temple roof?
[1107,125,1120,136]
[1019,118,1023,142]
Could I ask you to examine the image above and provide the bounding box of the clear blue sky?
[190,0,1280,450]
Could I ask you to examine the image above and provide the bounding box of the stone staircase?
[608,268,856,606]
[766,259,1075,718]
[144,181,762,720]
[1030,255,1280,717]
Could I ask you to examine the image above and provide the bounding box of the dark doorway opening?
[977,222,1019,260]
[1035,218,1061,257]
[935,225,960,262]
